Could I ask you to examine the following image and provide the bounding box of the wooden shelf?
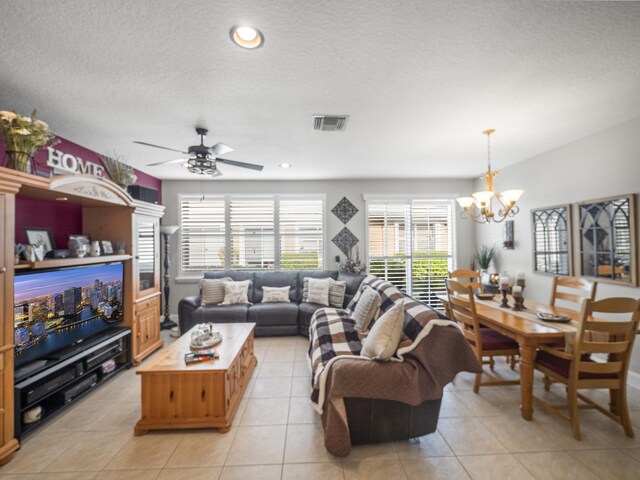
[16,254,132,270]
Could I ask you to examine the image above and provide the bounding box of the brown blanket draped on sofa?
[320,324,480,456]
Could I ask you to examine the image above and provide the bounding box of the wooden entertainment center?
[0,166,165,464]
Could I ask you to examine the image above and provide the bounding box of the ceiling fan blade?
[211,142,234,156]
[147,158,190,166]
[133,141,188,154]
[216,158,264,171]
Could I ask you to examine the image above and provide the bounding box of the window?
[366,198,454,308]
[179,195,325,274]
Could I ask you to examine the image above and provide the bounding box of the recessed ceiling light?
[279,163,291,168]
[230,25,264,49]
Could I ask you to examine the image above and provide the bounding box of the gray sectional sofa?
[178,269,367,337]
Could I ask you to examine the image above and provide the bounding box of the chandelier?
[456,129,523,223]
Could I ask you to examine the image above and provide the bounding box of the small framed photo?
[68,234,91,247]
[25,228,55,253]
[101,240,114,255]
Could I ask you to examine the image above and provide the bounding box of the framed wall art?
[531,205,572,276]
[574,194,637,286]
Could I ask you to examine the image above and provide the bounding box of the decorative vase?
[90,241,101,257]
[7,150,32,173]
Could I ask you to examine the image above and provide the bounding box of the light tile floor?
[2,331,640,479]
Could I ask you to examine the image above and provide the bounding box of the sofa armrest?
[178,295,202,333]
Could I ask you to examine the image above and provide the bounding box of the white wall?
[474,115,640,374]
[161,178,476,310]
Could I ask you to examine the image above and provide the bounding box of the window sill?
[175,276,202,284]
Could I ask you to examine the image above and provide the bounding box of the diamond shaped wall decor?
[332,227,359,255]
[332,196,358,224]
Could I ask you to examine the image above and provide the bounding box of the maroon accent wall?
[16,196,83,249]
[0,135,162,202]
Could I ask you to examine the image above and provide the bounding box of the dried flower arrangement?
[337,246,367,275]
[99,152,137,189]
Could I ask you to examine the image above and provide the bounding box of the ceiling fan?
[134,127,264,176]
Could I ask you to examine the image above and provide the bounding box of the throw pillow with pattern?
[351,286,380,332]
[220,279,252,305]
[200,277,232,305]
[307,277,330,306]
[262,286,291,303]
[328,278,347,308]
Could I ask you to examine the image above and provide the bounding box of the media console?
[14,327,131,439]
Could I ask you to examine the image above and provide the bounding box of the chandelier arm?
[460,208,489,224]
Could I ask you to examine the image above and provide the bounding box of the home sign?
[46,146,105,177]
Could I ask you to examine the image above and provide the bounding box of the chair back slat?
[449,269,482,292]
[581,341,629,354]
[570,297,640,383]
[578,360,624,375]
[550,276,597,311]
[446,280,483,355]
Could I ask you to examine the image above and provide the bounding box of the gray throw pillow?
[200,277,232,305]
[361,301,405,360]
[328,278,347,308]
[351,286,380,332]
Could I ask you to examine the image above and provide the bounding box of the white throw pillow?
[307,277,330,306]
[262,286,291,303]
[328,278,347,308]
[361,301,405,360]
[200,277,231,305]
[220,280,252,305]
[351,286,380,332]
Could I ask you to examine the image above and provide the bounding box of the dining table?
[437,293,580,421]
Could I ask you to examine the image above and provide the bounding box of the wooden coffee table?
[134,322,257,435]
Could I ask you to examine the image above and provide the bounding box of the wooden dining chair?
[446,280,520,393]
[533,297,640,440]
[549,276,597,311]
[448,269,482,293]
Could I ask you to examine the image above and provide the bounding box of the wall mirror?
[532,205,572,276]
[575,194,637,286]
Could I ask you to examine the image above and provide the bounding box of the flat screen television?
[14,262,124,367]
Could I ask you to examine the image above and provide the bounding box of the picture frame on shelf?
[25,227,55,253]
[101,240,114,255]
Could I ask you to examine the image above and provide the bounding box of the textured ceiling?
[1,0,640,180]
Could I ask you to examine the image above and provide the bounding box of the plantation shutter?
[229,198,275,270]
[180,197,226,272]
[279,198,324,270]
[410,201,453,305]
[367,199,454,308]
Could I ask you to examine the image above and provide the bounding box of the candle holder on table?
[499,286,510,308]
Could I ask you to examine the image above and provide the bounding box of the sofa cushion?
[253,271,298,303]
[191,304,249,323]
[329,278,347,308]
[221,280,252,305]
[307,277,331,306]
[248,303,299,326]
[338,272,367,308]
[204,271,255,303]
[200,277,231,305]
[297,270,338,303]
[352,286,381,332]
[262,286,291,303]
[361,301,405,360]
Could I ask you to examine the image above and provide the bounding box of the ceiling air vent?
[312,115,348,132]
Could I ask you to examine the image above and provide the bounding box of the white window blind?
[180,198,226,273]
[230,198,275,270]
[179,195,325,274]
[279,198,324,270]
[367,199,454,308]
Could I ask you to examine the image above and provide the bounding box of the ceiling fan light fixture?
[230,25,264,49]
